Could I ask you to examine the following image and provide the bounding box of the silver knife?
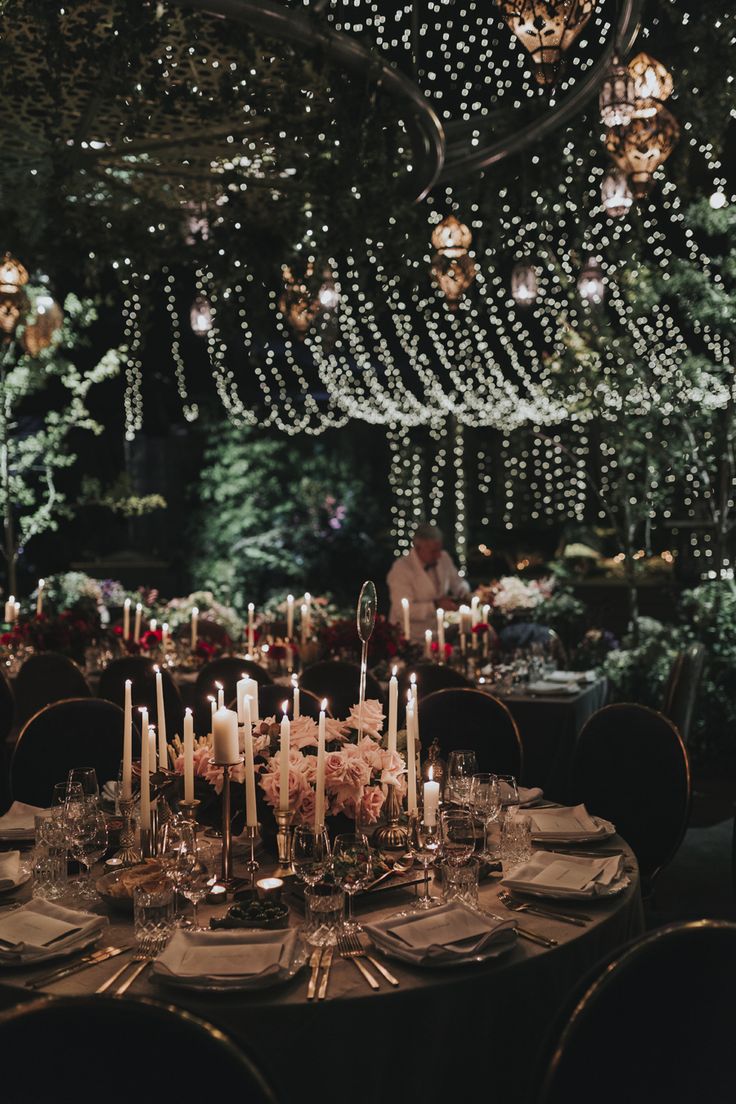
[519,903,590,926]
[306,946,323,1000]
[27,945,133,988]
[515,927,557,948]
[317,946,333,1000]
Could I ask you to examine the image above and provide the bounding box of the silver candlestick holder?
[210,756,244,887]
[115,796,140,867]
[373,784,411,852]
[243,824,260,886]
[274,809,295,878]
[178,798,201,840]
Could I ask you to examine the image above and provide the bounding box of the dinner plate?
[0,929,103,969]
[152,933,308,992]
[510,873,631,902]
[0,869,31,894]
[367,907,517,969]
[529,816,616,844]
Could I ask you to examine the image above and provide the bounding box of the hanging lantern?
[577,257,606,304]
[496,0,597,86]
[317,267,339,313]
[431,215,473,258]
[431,254,477,311]
[628,52,674,118]
[190,295,213,336]
[0,253,29,337]
[511,262,539,305]
[601,168,633,218]
[21,292,63,356]
[279,263,320,337]
[599,55,636,128]
[605,104,680,198]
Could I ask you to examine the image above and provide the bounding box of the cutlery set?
[306,945,333,1000]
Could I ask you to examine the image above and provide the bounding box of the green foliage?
[80,473,166,517]
[678,582,736,762]
[601,617,681,709]
[190,422,389,607]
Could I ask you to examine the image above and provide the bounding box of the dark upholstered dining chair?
[661,642,705,747]
[10,698,141,807]
[396,663,472,726]
[194,656,273,731]
[533,921,736,1104]
[0,995,278,1102]
[301,661,383,721]
[254,683,330,721]
[13,652,90,727]
[570,702,691,883]
[417,688,523,777]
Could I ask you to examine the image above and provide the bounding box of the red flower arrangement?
[430,640,454,660]
[319,614,402,664]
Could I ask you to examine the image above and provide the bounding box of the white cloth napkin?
[153,928,298,987]
[523,804,610,840]
[365,904,516,966]
[0,898,106,964]
[546,670,596,684]
[509,785,543,807]
[0,802,48,839]
[502,850,626,900]
[0,851,21,891]
[527,680,580,696]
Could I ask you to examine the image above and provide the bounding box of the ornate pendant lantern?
[601,168,633,218]
[511,262,539,305]
[577,256,606,304]
[605,104,680,198]
[599,55,636,128]
[190,295,213,336]
[628,52,674,118]
[0,253,29,337]
[21,293,63,356]
[496,0,597,86]
[431,215,473,258]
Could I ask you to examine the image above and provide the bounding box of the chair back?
[194,657,273,731]
[571,703,691,880]
[14,652,90,727]
[0,668,14,745]
[10,698,141,807]
[417,689,523,777]
[254,684,330,721]
[301,661,383,720]
[662,642,705,746]
[98,657,183,734]
[0,995,278,1100]
[534,921,736,1104]
[396,664,471,725]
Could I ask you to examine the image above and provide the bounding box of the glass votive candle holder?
[442,858,480,908]
[303,883,345,947]
[500,814,533,875]
[256,877,284,903]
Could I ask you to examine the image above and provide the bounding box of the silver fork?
[96,936,156,995]
[336,933,379,989]
[498,890,590,927]
[340,931,400,987]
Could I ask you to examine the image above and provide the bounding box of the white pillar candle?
[148,725,156,771]
[436,608,445,655]
[123,598,130,640]
[300,603,308,646]
[406,695,418,816]
[213,707,239,765]
[161,622,169,651]
[190,606,198,651]
[279,704,290,813]
[13,601,19,621]
[36,579,44,617]
[304,592,312,637]
[471,596,480,627]
[286,594,294,640]
[122,679,132,801]
[248,602,255,653]
[133,602,142,644]
[401,596,410,639]
[149,618,157,633]
[139,707,150,832]
[241,676,259,723]
[4,595,14,623]
[425,629,433,659]
[154,666,167,770]
[292,675,300,719]
[482,603,490,624]
[387,667,398,755]
[242,696,258,827]
[236,676,249,726]
[215,681,225,710]
[411,675,420,749]
[183,707,194,803]
[423,775,440,827]
[208,696,216,732]
[315,700,327,829]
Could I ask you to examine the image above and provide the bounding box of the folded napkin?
[0,898,106,964]
[505,784,543,807]
[101,781,118,805]
[546,670,596,684]
[0,851,21,891]
[365,904,516,966]
[0,801,49,838]
[522,804,610,840]
[526,680,580,696]
[153,928,298,987]
[502,850,626,900]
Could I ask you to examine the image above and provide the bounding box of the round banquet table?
[2,837,644,1104]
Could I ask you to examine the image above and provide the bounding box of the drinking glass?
[442,858,480,907]
[292,825,331,887]
[446,750,478,806]
[500,814,533,874]
[133,883,174,949]
[439,808,476,869]
[496,774,520,816]
[67,768,100,807]
[71,807,108,900]
[303,883,345,947]
[410,816,442,910]
[332,833,372,934]
[470,773,502,862]
[32,812,67,900]
[174,836,218,930]
[52,780,84,809]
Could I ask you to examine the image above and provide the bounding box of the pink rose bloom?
[325,717,349,744]
[360,784,386,825]
[258,751,309,811]
[293,786,316,826]
[324,750,349,786]
[289,716,319,750]
[253,732,271,756]
[346,699,384,737]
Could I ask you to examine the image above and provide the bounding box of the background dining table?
[0,831,643,1104]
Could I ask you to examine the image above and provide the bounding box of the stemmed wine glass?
[173,834,218,930]
[470,773,502,862]
[332,833,372,934]
[410,815,442,910]
[496,774,520,817]
[292,825,331,887]
[70,807,108,900]
[446,750,478,807]
[67,768,100,808]
[439,808,476,870]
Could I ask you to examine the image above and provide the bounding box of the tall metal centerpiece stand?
[210,755,244,888]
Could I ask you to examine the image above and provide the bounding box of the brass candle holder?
[210,756,243,887]
[115,796,140,867]
[373,784,410,851]
[140,827,154,859]
[274,808,295,878]
[178,798,201,839]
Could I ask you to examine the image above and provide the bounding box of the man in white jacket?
[387,522,471,642]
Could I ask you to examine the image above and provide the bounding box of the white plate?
[509,874,631,902]
[152,935,308,992]
[0,929,103,969]
[367,906,518,969]
[529,816,616,844]
[0,870,31,894]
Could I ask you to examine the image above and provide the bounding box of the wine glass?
[470,773,502,862]
[439,808,476,869]
[410,816,442,910]
[292,825,331,887]
[332,833,372,934]
[67,768,100,807]
[71,807,108,900]
[446,750,478,807]
[496,774,520,816]
[174,837,218,931]
[52,780,84,809]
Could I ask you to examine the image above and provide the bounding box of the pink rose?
[346,699,384,737]
[293,787,316,826]
[289,716,319,750]
[360,784,386,825]
[325,717,349,744]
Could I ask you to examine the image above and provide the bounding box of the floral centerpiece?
[1,611,109,666]
[477,575,553,621]
[318,614,402,669]
[163,590,243,644]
